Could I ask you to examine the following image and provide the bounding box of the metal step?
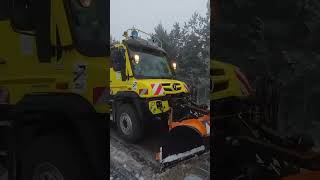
[0,151,7,156]
[0,121,10,127]
[110,109,114,121]
[0,164,7,180]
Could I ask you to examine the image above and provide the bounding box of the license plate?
[148,100,169,114]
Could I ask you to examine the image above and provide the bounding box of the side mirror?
[119,49,127,81]
[120,65,126,81]
[33,0,53,62]
[111,49,121,71]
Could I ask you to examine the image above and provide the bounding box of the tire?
[20,135,92,180]
[116,103,143,142]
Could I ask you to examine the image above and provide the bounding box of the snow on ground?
[110,128,210,180]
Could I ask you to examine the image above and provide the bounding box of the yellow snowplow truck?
[211,59,253,116]
[0,0,108,179]
[212,60,320,179]
[110,29,210,167]
[211,60,252,100]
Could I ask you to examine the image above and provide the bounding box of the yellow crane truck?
[110,29,210,167]
[0,0,108,179]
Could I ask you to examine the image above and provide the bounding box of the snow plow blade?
[157,115,210,168]
[283,171,320,180]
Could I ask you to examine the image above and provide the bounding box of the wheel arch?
[112,91,145,127]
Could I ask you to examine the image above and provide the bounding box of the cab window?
[0,0,9,20]
[68,0,108,57]
[11,0,35,31]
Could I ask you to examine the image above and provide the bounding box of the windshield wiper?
[136,76,173,79]
[159,76,173,79]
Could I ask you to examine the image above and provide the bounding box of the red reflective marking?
[154,85,162,95]
[139,89,148,95]
[93,87,105,104]
[235,69,253,94]
[0,88,9,104]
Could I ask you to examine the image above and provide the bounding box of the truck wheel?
[116,104,143,142]
[20,135,92,180]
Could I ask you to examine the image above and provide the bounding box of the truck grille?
[211,68,225,76]
[162,83,182,92]
[213,81,229,93]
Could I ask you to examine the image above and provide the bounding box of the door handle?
[0,58,6,65]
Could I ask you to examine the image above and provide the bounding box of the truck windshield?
[68,0,108,56]
[130,49,173,79]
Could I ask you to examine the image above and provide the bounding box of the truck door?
[0,0,56,104]
[0,0,9,80]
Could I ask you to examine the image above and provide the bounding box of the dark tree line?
[153,11,210,104]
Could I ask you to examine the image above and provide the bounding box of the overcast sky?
[111,0,209,41]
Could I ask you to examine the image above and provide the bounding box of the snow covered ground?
[109,127,210,180]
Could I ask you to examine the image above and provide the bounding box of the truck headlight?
[134,54,140,64]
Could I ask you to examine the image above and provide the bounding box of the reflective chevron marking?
[139,88,148,96]
[151,83,164,96]
[184,84,189,91]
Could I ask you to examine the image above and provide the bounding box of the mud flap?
[158,126,207,168]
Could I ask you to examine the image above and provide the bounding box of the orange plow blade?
[157,115,210,167]
[283,171,320,180]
